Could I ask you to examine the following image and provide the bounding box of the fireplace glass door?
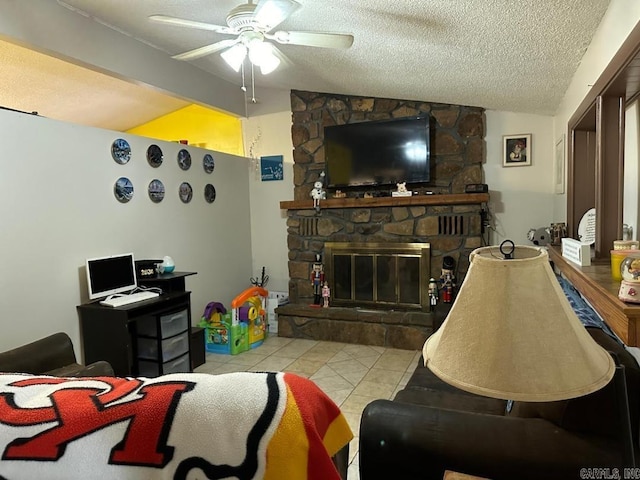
[325,242,430,311]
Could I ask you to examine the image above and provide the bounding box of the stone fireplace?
[276,90,487,350]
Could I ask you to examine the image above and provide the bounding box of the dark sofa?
[359,327,640,479]
[0,332,114,376]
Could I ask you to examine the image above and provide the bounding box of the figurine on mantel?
[322,281,331,308]
[310,254,325,305]
[428,278,439,307]
[310,171,326,212]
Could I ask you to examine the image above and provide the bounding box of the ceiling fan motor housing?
[226,4,261,32]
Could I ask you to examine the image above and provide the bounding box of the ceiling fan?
[149,0,354,75]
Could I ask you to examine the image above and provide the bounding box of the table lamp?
[423,242,632,464]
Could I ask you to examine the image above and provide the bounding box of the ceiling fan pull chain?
[241,62,247,92]
[251,63,257,103]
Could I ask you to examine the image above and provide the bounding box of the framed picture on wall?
[503,134,531,167]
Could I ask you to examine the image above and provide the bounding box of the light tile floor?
[194,335,421,480]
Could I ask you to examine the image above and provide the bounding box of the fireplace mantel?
[279,193,489,210]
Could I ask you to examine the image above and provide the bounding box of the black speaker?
[465,183,489,193]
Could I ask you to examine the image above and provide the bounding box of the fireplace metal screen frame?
[324,242,431,312]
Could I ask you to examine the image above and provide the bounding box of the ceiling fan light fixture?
[248,40,280,74]
[221,43,247,72]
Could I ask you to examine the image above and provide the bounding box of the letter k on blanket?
[0,371,353,479]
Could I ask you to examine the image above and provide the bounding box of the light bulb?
[221,44,247,72]
[248,40,280,74]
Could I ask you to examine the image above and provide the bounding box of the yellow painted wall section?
[126,104,245,156]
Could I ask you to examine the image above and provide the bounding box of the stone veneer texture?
[287,91,487,306]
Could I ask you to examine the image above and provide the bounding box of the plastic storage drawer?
[137,309,189,338]
[138,352,190,377]
[137,331,189,362]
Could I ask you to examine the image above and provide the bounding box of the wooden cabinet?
[78,292,192,376]
[548,246,640,346]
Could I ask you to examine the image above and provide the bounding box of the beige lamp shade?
[423,245,615,402]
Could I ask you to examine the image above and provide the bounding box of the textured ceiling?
[0,0,612,130]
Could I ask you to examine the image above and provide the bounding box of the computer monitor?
[86,253,137,300]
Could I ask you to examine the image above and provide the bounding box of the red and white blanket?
[0,371,353,479]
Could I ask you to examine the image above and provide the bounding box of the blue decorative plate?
[111,138,131,165]
[178,149,191,171]
[148,179,165,203]
[203,154,215,174]
[114,177,134,203]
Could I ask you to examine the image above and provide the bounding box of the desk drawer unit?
[135,307,191,376]
[137,331,189,362]
[138,353,190,377]
[138,309,189,338]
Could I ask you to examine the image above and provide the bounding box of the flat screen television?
[86,253,137,300]
[324,116,431,189]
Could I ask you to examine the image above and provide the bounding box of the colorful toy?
[231,286,268,350]
[199,301,249,355]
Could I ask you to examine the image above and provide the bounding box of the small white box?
[267,298,279,334]
[268,291,289,305]
[561,238,592,267]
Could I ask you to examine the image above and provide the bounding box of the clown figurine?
[311,254,325,305]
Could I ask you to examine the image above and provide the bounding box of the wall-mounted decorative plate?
[179,182,193,203]
[178,149,191,171]
[204,183,216,203]
[111,138,131,165]
[203,154,215,174]
[147,144,163,168]
[148,179,165,203]
[114,177,133,203]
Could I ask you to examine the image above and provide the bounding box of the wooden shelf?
[548,245,640,346]
[279,193,489,210]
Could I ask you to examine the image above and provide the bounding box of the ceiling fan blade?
[254,0,301,31]
[172,39,239,61]
[149,14,235,34]
[268,30,354,49]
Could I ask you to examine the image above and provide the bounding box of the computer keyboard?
[100,291,160,307]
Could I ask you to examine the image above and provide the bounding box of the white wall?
[0,109,253,355]
[243,111,294,293]
[625,101,640,239]
[483,111,555,245]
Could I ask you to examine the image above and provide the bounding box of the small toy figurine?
[310,171,326,212]
[440,256,456,304]
[310,254,325,305]
[527,227,551,246]
[396,182,407,193]
[322,281,330,308]
[428,278,438,306]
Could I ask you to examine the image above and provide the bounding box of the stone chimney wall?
[290,90,485,200]
[287,90,486,305]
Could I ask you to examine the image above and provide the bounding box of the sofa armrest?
[0,333,77,374]
[46,360,114,377]
[359,399,622,480]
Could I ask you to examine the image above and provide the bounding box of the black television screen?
[324,116,430,188]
